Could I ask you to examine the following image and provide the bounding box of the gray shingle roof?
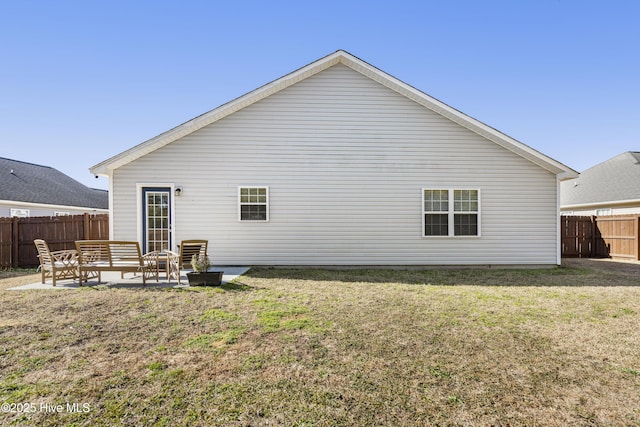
[0,158,108,209]
[561,151,640,207]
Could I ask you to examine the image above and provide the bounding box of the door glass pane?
[145,190,170,252]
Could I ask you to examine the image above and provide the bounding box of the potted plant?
[186,254,223,286]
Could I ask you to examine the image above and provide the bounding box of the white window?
[422,189,480,237]
[239,187,269,221]
[54,212,70,216]
[10,208,30,218]
[595,208,612,216]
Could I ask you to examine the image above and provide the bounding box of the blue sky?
[2,0,639,190]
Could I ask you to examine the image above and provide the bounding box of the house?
[561,151,640,216]
[91,50,577,266]
[0,157,108,217]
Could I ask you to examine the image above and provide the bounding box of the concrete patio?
[7,267,250,290]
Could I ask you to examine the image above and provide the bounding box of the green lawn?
[1,262,639,426]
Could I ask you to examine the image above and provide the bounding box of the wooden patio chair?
[34,239,78,286]
[166,240,208,284]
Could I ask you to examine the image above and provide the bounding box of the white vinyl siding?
[111,64,559,265]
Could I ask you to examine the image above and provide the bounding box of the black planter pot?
[186,271,223,286]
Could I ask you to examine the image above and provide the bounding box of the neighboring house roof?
[0,157,108,209]
[91,50,577,180]
[561,151,640,208]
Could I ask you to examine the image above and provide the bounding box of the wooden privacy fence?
[561,216,595,258]
[0,213,109,268]
[561,215,640,260]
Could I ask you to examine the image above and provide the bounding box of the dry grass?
[1,260,639,426]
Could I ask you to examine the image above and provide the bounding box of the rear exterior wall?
[111,64,559,265]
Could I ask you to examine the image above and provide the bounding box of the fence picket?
[561,214,640,260]
[0,214,108,268]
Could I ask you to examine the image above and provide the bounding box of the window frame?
[422,188,481,237]
[10,208,30,218]
[595,208,612,216]
[238,186,269,222]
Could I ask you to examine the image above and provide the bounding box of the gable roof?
[91,50,577,179]
[0,157,108,209]
[561,151,640,208]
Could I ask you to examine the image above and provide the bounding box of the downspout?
[556,176,562,265]
[107,171,115,240]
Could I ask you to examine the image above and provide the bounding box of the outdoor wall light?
[175,187,183,196]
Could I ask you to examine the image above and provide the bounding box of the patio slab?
[7,267,250,290]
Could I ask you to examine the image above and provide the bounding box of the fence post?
[636,216,640,261]
[11,216,19,268]
[590,215,597,258]
[83,212,90,240]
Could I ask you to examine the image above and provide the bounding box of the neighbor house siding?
[112,64,558,265]
[0,201,107,218]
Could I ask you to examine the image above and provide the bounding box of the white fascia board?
[557,170,580,181]
[561,198,640,210]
